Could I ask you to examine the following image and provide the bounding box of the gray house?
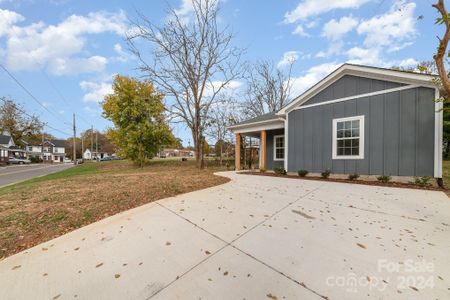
[229,64,443,179]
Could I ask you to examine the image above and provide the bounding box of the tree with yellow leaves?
[102,75,175,167]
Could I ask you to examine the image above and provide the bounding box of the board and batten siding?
[304,75,406,106]
[287,86,435,176]
[265,129,285,170]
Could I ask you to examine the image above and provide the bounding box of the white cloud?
[175,0,195,16]
[112,43,129,63]
[1,9,128,75]
[346,46,382,65]
[396,58,418,68]
[316,41,345,58]
[80,80,113,103]
[204,80,243,97]
[284,0,371,23]
[357,2,416,50]
[277,51,299,68]
[48,56,108,76]
[322,16,358,40]
[290,62,341,97]
[0,9,24,37]
[292,25,310,37]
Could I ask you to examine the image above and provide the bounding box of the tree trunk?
[219,143,223,165]
[201,135,205,169]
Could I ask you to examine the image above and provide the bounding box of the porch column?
[235,133,241,170]
[260,130,266,170]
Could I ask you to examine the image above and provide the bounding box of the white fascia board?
[232,121,285,134]
[278,64,437,115]
[434,88,443,178]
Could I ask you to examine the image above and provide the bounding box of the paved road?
[0,163,74,187]
[0,172,449,299]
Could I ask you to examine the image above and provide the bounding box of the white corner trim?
[295,84,419,111]
[332,115,365,160]
[273,134,285,161]
[434,88,443,178]
[284,114,289,171]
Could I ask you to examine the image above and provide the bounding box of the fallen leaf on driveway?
[266,293,277,299]
[356,243,366,249]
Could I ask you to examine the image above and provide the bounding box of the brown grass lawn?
[0,159,230,259]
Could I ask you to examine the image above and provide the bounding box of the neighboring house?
[229,64,443,180]
[0,134,15,148]
[0,134,15,164]
[83,148,92,160]
[0,146,8,165]
[83,148,109,160]
[27,139,66,163]
[159,148,194,158]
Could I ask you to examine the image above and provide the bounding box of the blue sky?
[0,0,443,146]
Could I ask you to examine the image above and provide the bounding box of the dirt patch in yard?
[0,160,230,259]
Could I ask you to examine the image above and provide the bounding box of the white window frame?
[273,134,285,161]
[332,115,365,160]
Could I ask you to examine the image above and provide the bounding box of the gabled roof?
[227,112,284,129]
[278,63,437,114]
[0,134,12,145]
[44,139,65,147]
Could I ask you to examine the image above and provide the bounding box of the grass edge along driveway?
[0,159,230,259]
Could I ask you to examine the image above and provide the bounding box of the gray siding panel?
[417,88,435,176]
[287,87,435,177]
[266,129,284,170]
[399,89,416,175]
[304,75,406,106]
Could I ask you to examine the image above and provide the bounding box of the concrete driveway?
[0,163,73,187]
[0,172,449,299]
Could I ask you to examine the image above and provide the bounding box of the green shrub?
[348,173,360,181]
[414,176,432,187]
[377,175,392,183]
[273,166,287,175]
[29,156,42,163]
[297,169,309,177]
[321,170,331,179]
[260,167,266,173]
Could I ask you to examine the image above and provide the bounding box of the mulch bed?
[242,171,447,193]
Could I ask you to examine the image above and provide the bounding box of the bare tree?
[242,60,294,118]
[433,0,450,101]
[127,0,244,169]
[206,97,240,165]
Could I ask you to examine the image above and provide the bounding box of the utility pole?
[91,125,94,159]
[73,113,77,165]
[41,127,44,164]
[95,131,98,155]
[81,135,84,162]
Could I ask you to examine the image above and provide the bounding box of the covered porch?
[228,112,286,171]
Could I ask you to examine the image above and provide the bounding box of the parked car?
[64,158,72,163]
[8,157,31,165]
[100,156,112,162]
[76,158,84,164]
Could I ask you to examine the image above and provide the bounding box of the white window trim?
[273,134,285,161]
[332,115,365,160]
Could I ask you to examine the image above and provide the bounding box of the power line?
[0,97,71,136]
[0,15,93,128]
[0,63,73,128]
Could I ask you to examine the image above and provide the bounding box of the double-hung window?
[273,135,285,161]
[332,115,364,159]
